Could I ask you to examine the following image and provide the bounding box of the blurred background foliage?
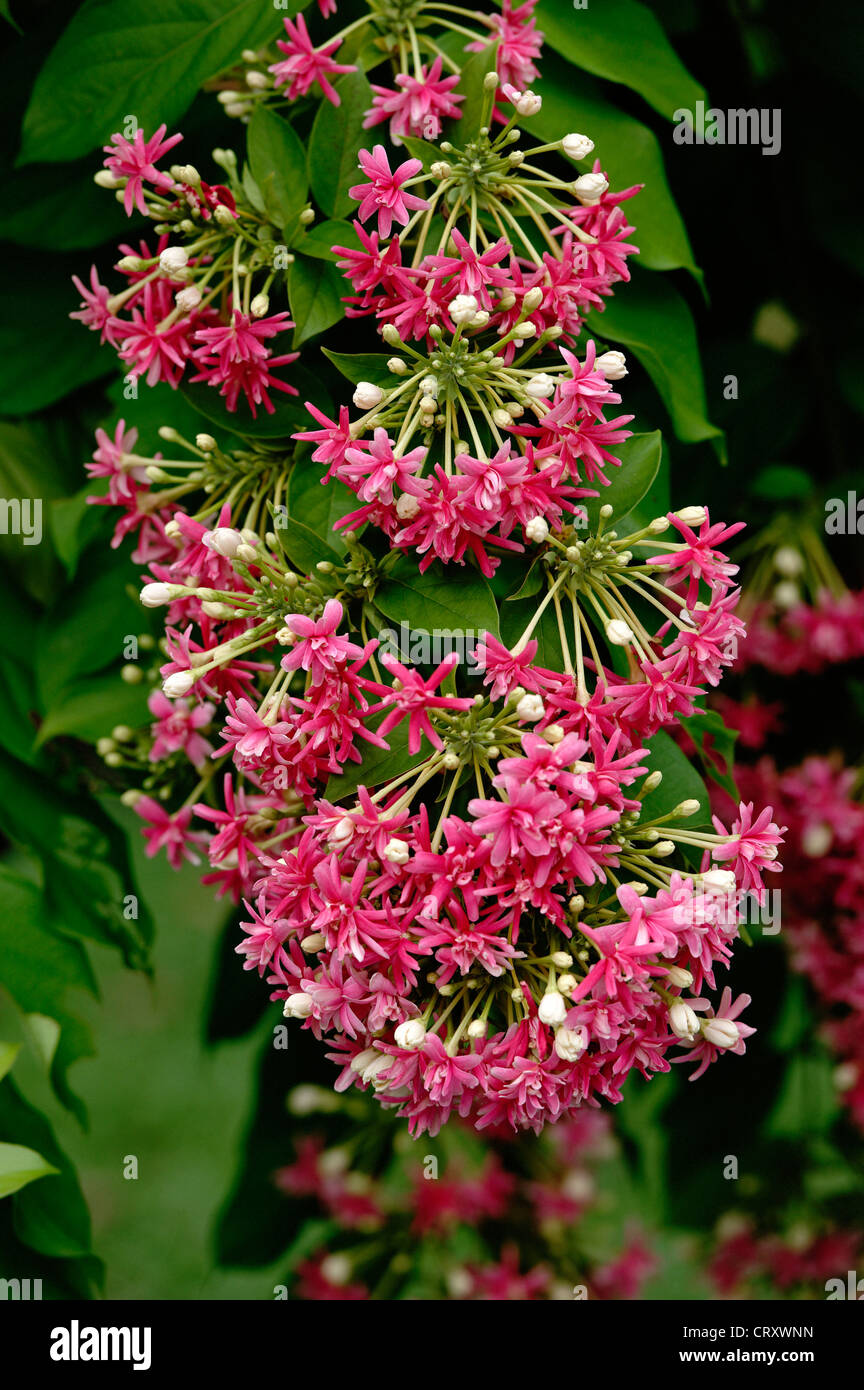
[0,0,862,1299]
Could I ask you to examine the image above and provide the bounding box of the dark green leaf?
[534,0,705,122]
[598,269,725,453]
[19,0,300,165]
[321,348,395,387]
[247,107,308,233]
[376,555,500,638]
[290,254,345,347]
[524,54,700,281]
[584,430,663,528]
[308,70,374,217]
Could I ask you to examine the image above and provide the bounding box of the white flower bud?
[543,723,565,744]
[551,951,573,968]
[573,172,608,205]
[382,837,410,865]
[538,990,568,1026]
[555,1026,588,1061]
[387,357,408,375]
[666,965,694,988]
[94,169,122,189]
[669,1001,700,1041]
[196,433,217,451]
[352,381,384,409]
[140,582,175,607]
[702,1016,740,1049]
[515,693,545,722]
[246,70,269,89]
[525,372,556,399]
[162,670,195,697]
[300,933,325,953]
[525,515,549,543]
[773,545,804,578]
[175,285,202,313]
[159,246,189,274]
[700,869,736,893]
[467,1019,488,1039]
[562,132,595,160]
[605,619,634,646]
[802,822,832,858]
[557,973,578,997]
[350,1048,380,1075]
[395,493,420,521]
[513,90,542,116]
[250,293,270,318]
[773,580,800,610]
[672,506,707,526]
[205,526,244,558]
[448,293,479,324]
[283,992,314,1018]
[595,350,628,381]
[394,1019,426,1050]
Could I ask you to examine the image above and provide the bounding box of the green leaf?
[0,864,97,1119]
[0,159,132,249]
[0,253,110,413]
[524,54,700,281]
[0,1080,96,1265]
[0,1044,19,1084]
[35,547,144,707]
[19,0,301,165]
[273,516,342,574]
[766,1052,840,1139]
[287,460,358,552]
[295,218,361,262]
[321,348,395,388]
[0,1142,59,1199]
[376,556,500,638]
[639,730,710,832]
[35,672,150,748]
[180,363,332,440]
[583,431,662,529]
[678,708,739,802]
[446,40,499,139]
[290,254,346,347]
[324,719,413,803]
[308,70,374,218]
[0,750,153,969]
[598,269,725,454]
[247,107,309,233]
[534,0,705,122]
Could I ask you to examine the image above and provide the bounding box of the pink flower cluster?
[71,130,298,415]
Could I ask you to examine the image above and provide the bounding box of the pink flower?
[192,310,299,416]
[282,599,366,685]
[364,57,464,143]
[135,796,206,869]
[269,13,355,105]
[370,651,473,755]
[70,266,119,345]
[349,145,429,239]
[711,801,785,895]
[148,689,215,768]
[340,428,426,504]
[103,124,182,217]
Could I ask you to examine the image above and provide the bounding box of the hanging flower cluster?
[72,127,303,416]
[76,0,783,1135]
